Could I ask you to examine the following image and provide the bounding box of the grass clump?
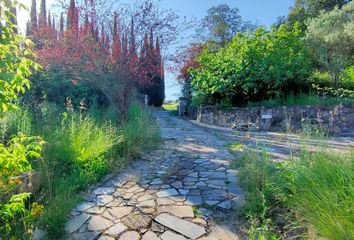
[231,148,353,239]
[31,102,160,239]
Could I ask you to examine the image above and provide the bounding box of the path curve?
[66,110,244,240]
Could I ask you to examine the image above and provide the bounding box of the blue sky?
[162,0,295,101]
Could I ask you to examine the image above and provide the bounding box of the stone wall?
[188,105,354,135]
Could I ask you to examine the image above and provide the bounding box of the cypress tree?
[30,0,37,32]
[38,0,46,30]
[129,18,137,57]
[59,13,64,36]
[67,0,75,30]
[112,13,122,60]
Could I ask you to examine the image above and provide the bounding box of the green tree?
[288,0,352,29]
[306,2,354,88]
[191,23,313,105]
[201,4,257,49]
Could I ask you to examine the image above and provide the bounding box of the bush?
[190,23,313,106]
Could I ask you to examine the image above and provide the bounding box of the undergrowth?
[230,137,353,239]
[1,102,160,239]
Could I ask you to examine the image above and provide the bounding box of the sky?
[18,0,295,101]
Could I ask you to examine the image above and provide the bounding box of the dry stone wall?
[188,105,354,135]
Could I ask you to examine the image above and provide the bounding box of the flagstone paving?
[66,110,244,240]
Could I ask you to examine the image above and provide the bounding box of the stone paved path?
[191,120,354,161]
[66,110,244,240]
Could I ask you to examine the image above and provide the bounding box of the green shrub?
[190,23,313,105]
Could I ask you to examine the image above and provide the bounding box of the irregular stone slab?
[71,231,100,240]
[94,187,115,195]
[200,172,226,179]
[97,195,114,206]
[193,218,207,225]
[106,198,123,207]
[137,194,154,202]
[98,236,115,240]
[179,189,189,195]
[156,188,179,197]
[158,206,194,218]
[170,195,187,202]
[185,196,203,206]
[196,181,207,187]
[151,179,163,185]
[160,231,187,240]
[66,213,90,233]
[205,200,219,206]
[137,199,155,207]
[87,216,114,231]
[155,213,206,239]
[105,223,127,237]
[171,181,183,189]
[121,212,152,230]
[74,202,95,212]
[217,200,232,209]
[202,189,227,201]
[86,206,106,214]
[108,207,133,219]
[157,198,175,206]
[142,231,159,240]
[119,231,140,240]
[198,208,213,217]
[151,222,165,233]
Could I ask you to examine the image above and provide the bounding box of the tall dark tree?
[38,0,46,29]
[67,0,76,31]
[30,0,37,32]
[59,13,64,36]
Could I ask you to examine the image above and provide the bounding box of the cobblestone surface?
[66,110,244,240]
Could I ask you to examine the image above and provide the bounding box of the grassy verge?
[230,145,353,239]
[1,102,160,239]
[162,101,178,115]
[247,92,354,107]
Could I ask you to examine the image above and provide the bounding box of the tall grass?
[230,144,353,239]
[247,92,354,107]
[31,102,160,239]
[289,152,353,240]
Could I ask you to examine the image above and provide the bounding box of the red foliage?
[172,43,206,83]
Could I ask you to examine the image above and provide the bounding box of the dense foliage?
[306,2,354,88]
[0,2,45,238]
[178,1,354,107]
[190,24,312,106]
[27,0,169,114]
